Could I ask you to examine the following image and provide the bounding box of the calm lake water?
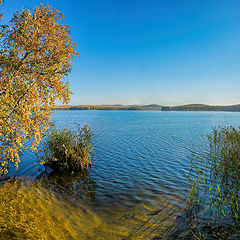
[6,111,240,239]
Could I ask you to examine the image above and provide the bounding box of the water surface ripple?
[7,110,240,239]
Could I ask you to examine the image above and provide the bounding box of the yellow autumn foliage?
[0,3,79,174]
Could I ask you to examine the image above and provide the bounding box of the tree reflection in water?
[36,169,97,202]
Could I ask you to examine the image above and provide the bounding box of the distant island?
[53,103,240,112]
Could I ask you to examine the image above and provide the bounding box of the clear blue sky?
[1,0,240,106]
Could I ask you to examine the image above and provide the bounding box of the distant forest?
[53,104,240,112]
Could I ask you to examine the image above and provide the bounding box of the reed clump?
[187,126,240,239]
[39,123,93,172]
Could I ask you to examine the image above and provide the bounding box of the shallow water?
[4,111,240,239]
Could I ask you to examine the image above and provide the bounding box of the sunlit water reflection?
[3,111,240,239]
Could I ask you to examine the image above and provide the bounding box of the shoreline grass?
[186,126,240,239]
[38,123,93,173]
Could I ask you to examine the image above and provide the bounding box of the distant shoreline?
[52,104,240,112]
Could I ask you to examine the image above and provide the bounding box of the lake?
[6,111,240,239]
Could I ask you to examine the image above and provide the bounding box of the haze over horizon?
[2,0,240,106]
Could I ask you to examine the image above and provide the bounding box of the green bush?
[39,123,93,172]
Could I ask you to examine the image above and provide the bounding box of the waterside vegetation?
[0,3,78,175]
[186,126,240,239]
[38,124,93,172]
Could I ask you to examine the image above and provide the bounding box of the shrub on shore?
[39,124,93,172]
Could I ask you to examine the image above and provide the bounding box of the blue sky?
[1,0,240,105]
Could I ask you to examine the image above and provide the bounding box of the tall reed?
[187,126,240,239]
[38,123,93,172]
